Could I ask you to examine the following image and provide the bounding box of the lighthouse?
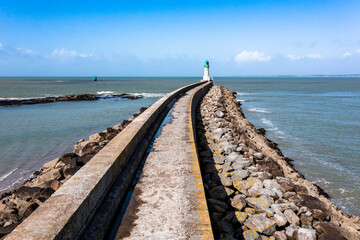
[202,60,211,81]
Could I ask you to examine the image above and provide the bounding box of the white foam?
[248,108,270,113]
[237,99,247,102]
[97,91,116,95]
[236,92,251,96]
[261,118,275,128]
[0,168,17,181]
[0,97,32,100]
[132,93,166,98]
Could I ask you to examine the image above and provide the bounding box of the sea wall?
[195,85,360,240]
[5,81,211,239]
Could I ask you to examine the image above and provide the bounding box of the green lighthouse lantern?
[204,60,210,68]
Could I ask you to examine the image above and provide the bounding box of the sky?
[0,0,360,76]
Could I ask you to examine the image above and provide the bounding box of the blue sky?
[0,0,359,76]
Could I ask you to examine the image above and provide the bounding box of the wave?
[0,168,17,181]
[236,92,251,96]
[0,97,32,101]
[248,108,270,113]
[97,91,116,95]
[260,118,285,137]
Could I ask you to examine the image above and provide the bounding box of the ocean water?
[0,77,359,216]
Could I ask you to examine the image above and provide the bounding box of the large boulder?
[244,214,276,236]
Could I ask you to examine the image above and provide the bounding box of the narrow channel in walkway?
[111,86,212,239]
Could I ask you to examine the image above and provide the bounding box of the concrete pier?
[115,85,213,239]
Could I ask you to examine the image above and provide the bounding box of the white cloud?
[0,43,2,50]
[50,48,93,58]
[307,53,323,59]
[340,52,352,58]
[17,48,38,56]
[235,50,271,62]
[287,54,304,60]
[357,49,360,54]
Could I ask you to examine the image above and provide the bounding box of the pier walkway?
[114,85,213,239]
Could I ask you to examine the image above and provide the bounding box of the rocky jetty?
[196,85,360,240]
[0,106,148,238]
[0,93,142,106]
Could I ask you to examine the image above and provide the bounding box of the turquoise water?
[0,77,359,216]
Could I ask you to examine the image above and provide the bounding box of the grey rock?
[250,172,272,181]
[284,209,300,225]
[285,225,299,240]
[233,177,261,195]
[273,231,287,240]
[271,202,299,213]
[231,170,250,182]
[263,179,285,193]
[246,195,272,212]
[243,229,260,240]
[230,194,246,211]
[297,228,316,240]
[217,111,225,118]
[232,160,251,170]
[244,214,276,236]
[247,180,264,197]
[213,128,225,136]
[253,152,264,159]
[273,212,288,227]
[227,151,240,159]
[234,211,248,223]
[235,146,244,152]
[220,174,233,187]
[222,164,233,173]
[213,133,222,141]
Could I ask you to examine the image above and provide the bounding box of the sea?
[0,77,359,216]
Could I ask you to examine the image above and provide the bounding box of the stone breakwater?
[0,93,142,106]
[196,85,360,240]
[0,106,148,238]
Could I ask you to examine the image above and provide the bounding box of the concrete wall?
[6,81,212,240]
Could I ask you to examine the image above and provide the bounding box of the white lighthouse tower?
[202,60,211,81]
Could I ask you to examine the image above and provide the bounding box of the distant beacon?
[202,60,211,81]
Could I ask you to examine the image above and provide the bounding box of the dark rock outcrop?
[0,93,143,106]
